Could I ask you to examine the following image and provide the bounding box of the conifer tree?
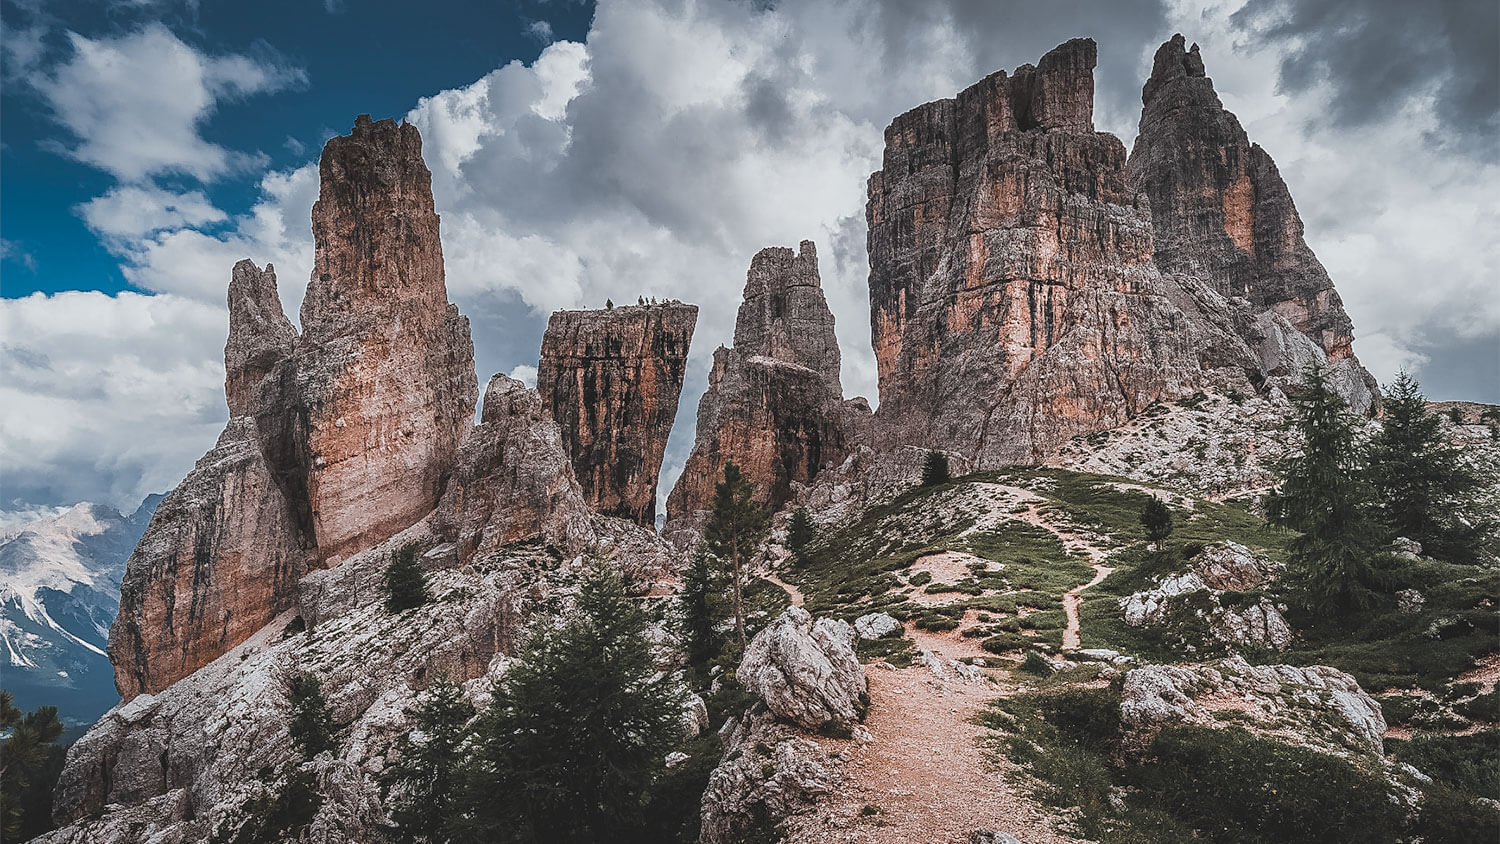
[0,691,65,841]
[786,508,815,559]
[387,678,473,843]
[679,548,721,664]
[385,543,429,613]
[1267,363,1387,614]
[287,673,335,759]
[1140,496,1173,544]
[704,460,768,646]
[460,565,686,843]
[921,450,951,486]
[1368,372,1487,562]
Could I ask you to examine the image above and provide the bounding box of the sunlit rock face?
[866,38,1227,465]
[1128,35,1376,413]
[666,241,870,529]
[536,303,697,526]
[297,115,477,564]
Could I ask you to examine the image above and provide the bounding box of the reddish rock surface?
[436,374,597,560]
[667,242,869,527]
[297,115,477,563]
[536,304,697,526]
[107,418,309,699]
[1128,35,1376,412]
[866,39,1230,465]
[109,117,478,698]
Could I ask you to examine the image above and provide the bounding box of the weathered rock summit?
[1128,34,1377,413]
[667,242,869,528]
[537,303,697,526]
[109,116,477,699]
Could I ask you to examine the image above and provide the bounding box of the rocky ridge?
[667,242,869,529]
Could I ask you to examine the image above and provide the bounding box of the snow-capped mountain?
[0,495,159,725]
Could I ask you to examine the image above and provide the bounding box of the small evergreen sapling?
[1140,496,1173,544]
[287,673,335,760]
[384,542,429,613]
[786,508,815,559]
[921,450,951,486]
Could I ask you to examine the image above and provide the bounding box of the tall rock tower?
[1128,35,1377,412]
[298,115,478,563]
[866,39,1225,465]
[667,241,869,527]
[536,303,697,526]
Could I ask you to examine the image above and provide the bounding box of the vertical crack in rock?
[536,303,698,526]
[666,241,871,530]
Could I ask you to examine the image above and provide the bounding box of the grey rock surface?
[737,606,867,732]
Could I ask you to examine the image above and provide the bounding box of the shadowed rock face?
[666,242,870,527]
[1128,34,1376,412]
[109,116,477,698]
[298,115,477,563]
[537,304,697,526]
[866,38,1224,465]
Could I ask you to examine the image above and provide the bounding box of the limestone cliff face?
[107,418,309,699]
[298,115,477,563]
[1128,35,1376,413]
[866,38,1228,465]
[436,374,597,560]
[108,117,477,698]
[536,304,697,526]
[666,242,869,527]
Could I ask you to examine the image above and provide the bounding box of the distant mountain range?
[0,495,159,726]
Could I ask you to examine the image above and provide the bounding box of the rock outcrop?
[666,242,869,527]
[536,303,697,526]
[1119,541,1292,652]
[1120,656,1386,755]
[108,116,477,698]
[297,115,477,563]
[735,606,867,732]
[1128,35,1376,413]
[699,709,840,844]
[435,374,597,560]
[865,38,1247,466]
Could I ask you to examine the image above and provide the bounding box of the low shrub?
[1018,651,1054,677]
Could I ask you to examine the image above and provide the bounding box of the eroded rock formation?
[298,115,477,563]
[436,374,597,560]
[866,38,1241,465]
[1128,34,1376,413]
[108,116,476,698]
[666,242,869,526]
[536,303,696,525]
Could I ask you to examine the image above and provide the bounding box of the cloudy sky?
[2,0,1496,517]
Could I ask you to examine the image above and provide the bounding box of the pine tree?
[1140,496,1173,544]
[704,460,768,646]
[1267,363,1387,614]
[287,673,335,759]
[0,691,66,841]
[786,508,815,559]
[1368,372,1487,563]
[921,450,951,486]
[460,565,686,843]
[387,679,473,843]
[679,548,722,664]
[385,543,430,613]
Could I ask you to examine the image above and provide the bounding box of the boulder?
[699,709,839,844]
[1120,657,1385,755]
[854,612,902,641]
[736,607,867,732]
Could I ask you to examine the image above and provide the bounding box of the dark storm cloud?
[1232,0,1500,153]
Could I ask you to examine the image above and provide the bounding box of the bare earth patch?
[784,631,1077,844]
